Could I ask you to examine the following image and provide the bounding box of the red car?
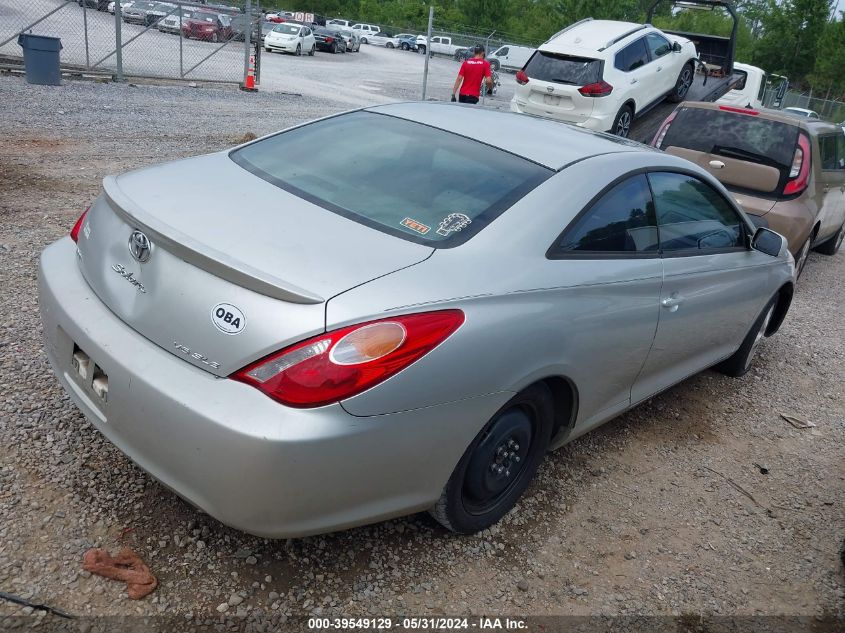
[181,11,233,43]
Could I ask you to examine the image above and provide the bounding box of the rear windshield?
[230,111,551,247]
[659,107,799,193]
[524,51,602,86]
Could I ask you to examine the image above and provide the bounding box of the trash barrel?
[17,33,62,86]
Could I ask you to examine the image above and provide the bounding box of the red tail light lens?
[232,310,465,408]
[70,207,90,242]
[515,70,528,85]
[651,109,678,148]
[578,81,613,97]
[718,105,759,115]
[783,133,811,196]
[325,36,333,43]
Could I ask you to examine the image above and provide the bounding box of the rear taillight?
[70,207,90,242]
[718,105,759,116]
[515,70,528,85]
[651,109,678,148]
[232,310,465,408]
[578,80,613,97]
[783,133,811,196]
[325,36,333,43]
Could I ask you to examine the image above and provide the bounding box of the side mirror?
[672,41,682,53]
[751,227,785,257]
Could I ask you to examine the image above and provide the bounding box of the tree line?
[263,0,844,98]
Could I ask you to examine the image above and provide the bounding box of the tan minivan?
[651,102,845,274]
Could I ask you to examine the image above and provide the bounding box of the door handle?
[631,78,638,84]
[661,294,684,312]
[709,160,725,169]
[656,66,663,72]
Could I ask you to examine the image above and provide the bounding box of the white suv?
[511,18,698,137]
[350,23,380,43]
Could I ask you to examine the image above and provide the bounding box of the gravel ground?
[0,75,843,632]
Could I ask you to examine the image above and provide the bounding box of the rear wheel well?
[766,282,793,336]
[534,376,577,439]
[622,99,636,117]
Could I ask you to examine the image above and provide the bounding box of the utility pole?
[421,5,433,100]
[114,0,124,81]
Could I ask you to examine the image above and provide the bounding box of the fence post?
[114,0,124,81]
[243,0,252,87]
[421,5,433,100]
[179,1,184,77]
[82,1,90,69]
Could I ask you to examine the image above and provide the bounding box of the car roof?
[675,101,841,135]
[543,20,646,56]
[365,102,650,170]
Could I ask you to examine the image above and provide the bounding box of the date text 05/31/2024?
[308,617,528,630]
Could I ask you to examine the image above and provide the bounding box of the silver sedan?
[38,103,795,538]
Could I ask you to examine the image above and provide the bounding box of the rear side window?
[231,112,551,247]
[524,51,602,85]
[553,175,658,255]
[615,39,649,72]
[649,172,745,253]
[819,135,845,170]
[659,107,799,195]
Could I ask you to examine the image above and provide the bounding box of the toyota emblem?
[128,230,152,263]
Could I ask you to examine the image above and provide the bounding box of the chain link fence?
[0,0,261,84]
[779,92,845,124]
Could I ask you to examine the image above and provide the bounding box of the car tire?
[264,47,271,53]
[211,32,219,43]
[331,43,337,54]
[794,234,812,278]
[309,44,315,56]
[668,62,694,103]
[716,296,777,377]
[814,222,844,255]
[386,42,394,49]
[490,59,500,71]
[295,44,301,56]
[611,104,634,138]
[429,383,554,534]
[401,43,409,51]
[360,37,368,45]
[418,45,426,55]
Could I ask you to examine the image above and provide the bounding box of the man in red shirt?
[451,45,493,104]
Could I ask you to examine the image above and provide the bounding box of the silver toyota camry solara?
[39,102,795,537]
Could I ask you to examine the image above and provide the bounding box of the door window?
[498,47,509,56]
[645,33,671,59]
[552,175,658,256]
[614,38,649,72]
[820,135,838,170]
[649,172,746,253]
[837,134,845,169]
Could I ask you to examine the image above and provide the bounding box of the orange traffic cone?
[241,54,257,92]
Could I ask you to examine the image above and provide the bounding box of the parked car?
[230,14,260,42]
[260,21,277,43]
[326,18,351,29]
[340,30,361,52]
[487,44,535,71]
[511,19,698,137]
[783,107,820,120]
[314,27,346,53]
[156,7,195,35]
[397,35,419,51]
[419,35,464,57]
[182,11,233,42]
[652,102,845,272]
[368,32,400,48]
[122,1,170,26]
[350,23,379,43]
[264,23,316,56]
[78,0,110,10]
[40,103,795,539]
[108,1,129,14]
[716,62,776,110]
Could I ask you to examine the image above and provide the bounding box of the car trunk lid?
[75,152,433,377]
[515,51,602,123]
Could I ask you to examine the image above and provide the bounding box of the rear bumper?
[510,98,612,131]
[38,238,509,537]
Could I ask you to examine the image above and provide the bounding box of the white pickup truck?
[417,35,466,58]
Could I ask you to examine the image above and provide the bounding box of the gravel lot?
[0,73,843,632]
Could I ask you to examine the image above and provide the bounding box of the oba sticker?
[211,303,246,335]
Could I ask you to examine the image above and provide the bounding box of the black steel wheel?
[429,384,554,534]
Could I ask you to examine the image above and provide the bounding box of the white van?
[487,44,535,71]
[716,62,769,110]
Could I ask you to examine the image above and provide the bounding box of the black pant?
[458,94,479,104]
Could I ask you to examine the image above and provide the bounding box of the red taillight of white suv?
[232,310,465,408]
[578,81,613,97]
[515,70,529,85]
